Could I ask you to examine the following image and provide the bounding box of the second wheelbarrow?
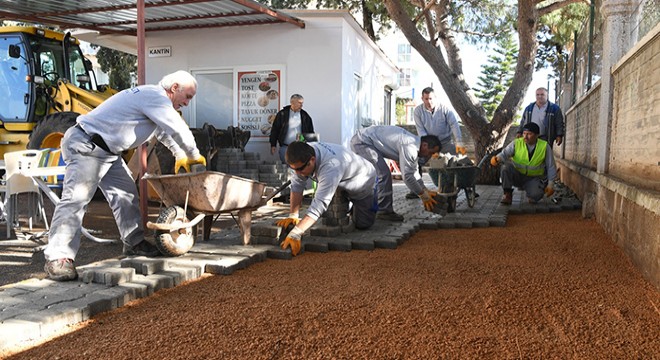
[143,171,289,256]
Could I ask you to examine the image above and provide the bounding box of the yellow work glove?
[456,145,467,155]
[419,190,438,212]
[174,157,190,174]
[275,215,300,228]
[544,184,555,197]
[280,227,303,256]
[174,155,207,173]
[187,155,206,169]
[490,156,501,167]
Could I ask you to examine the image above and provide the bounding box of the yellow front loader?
[0,26,117,157]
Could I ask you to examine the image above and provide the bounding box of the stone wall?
[609,38,660,191]
[562,84,601,170]
[557,26,660,289]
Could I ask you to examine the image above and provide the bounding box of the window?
[398,68,411,87]
[192,71,233,129]
[397,43,411,63]
[0,35,29,122]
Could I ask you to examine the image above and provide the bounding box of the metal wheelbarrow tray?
[143,171,284,256]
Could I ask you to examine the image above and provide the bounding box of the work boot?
[44,258,78,281]
[500,192,513,205]
[376,211,404,222]
[405,191,418,199]
[123,240,161,257]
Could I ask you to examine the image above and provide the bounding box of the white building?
[378,30,454,125]
[137,10,398,155]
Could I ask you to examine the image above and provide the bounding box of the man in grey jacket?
[350,125,441,222]
[277,141,377,256]
[43,70,206,281]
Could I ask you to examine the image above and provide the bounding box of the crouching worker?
[350,126,442,221]
[277,141,377,256]
[43,70,206,281]
[490,122,557,205]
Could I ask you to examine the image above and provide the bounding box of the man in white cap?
[43,70,206,281]
[490,122,557,205]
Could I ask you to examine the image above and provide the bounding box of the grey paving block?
[117,282,150,299]
[121,258,167,275]
[203,255,252,275]
[488,217,507,227]
[374,236,399,249]
[472,218,491,228]
[129,274,174,293]
[304,238,329,253]
[80,266,136,286]
[350,238,375,251]
[419,221,438,229]
[327,239,352,252]
[266,247,294,260]
[454,219,474,228]
[310,225,342,237]
[438,220,457,228]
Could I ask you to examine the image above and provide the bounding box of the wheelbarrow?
[429,154,490,212]
[143,171,290,256]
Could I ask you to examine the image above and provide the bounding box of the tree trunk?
[383,0,541,184]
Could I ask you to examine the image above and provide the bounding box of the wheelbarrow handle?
[262,180,292,204]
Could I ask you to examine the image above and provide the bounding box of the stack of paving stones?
[213,148,290,196]
[0,178,582,352]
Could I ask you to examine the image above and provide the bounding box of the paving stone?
[374,236,399,249]
[121,258,167,275]
[327,239,352,252]
[350,238,375,251]
[303,238,329,253]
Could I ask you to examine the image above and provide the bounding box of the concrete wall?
[557,25,660,289]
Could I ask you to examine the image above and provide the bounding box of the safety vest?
[512,138,547,176]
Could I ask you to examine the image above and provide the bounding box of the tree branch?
[537,0,590,16]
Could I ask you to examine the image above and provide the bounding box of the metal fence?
[558,0,659,107]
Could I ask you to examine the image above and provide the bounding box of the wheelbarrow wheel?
[154,205,195,257]
[465,187,476,208]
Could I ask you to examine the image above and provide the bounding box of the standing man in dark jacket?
[518,87,564,148]
[269,94,315,163]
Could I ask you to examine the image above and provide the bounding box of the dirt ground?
[2,209,659,359]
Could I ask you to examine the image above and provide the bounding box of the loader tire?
[27,112,79,150]
[154,205,195,257]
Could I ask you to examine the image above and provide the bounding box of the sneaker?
[377,211,404,222]
[44,258,78,281]
[405,192,418,199]
[123,240,161,257]
[500,192,512,205]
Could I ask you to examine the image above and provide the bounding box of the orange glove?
[544,185,555,197]
[280,227,303,256]
[419,190,438,211]
[275,215,300,228]
[456,145,467,155]
[490,156,501,167]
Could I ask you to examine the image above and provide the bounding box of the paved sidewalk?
[0,180,581,352]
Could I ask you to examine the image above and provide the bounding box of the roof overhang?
[0,0,304,36]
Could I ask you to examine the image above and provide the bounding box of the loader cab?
[0,27,96,127]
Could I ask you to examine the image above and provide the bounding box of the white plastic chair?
[4,150,49,238]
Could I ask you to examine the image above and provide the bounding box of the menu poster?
[237,70,281,138]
